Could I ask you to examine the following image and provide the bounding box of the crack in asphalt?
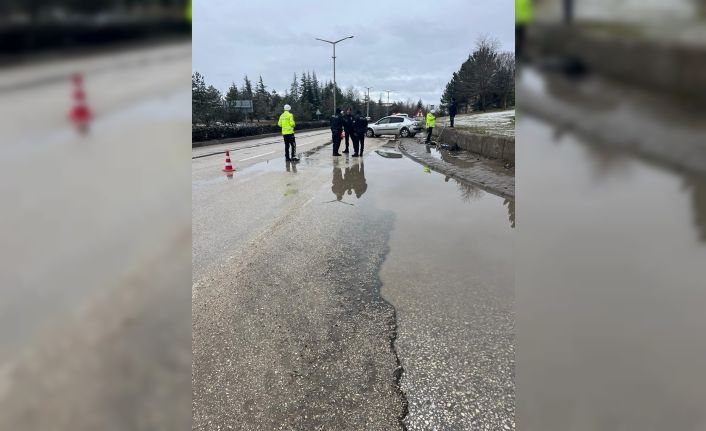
[193,140,410,429]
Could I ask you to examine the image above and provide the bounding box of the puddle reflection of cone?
[223,151,235,173]
[68,73,92,133]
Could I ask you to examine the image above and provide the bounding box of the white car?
[366,115,422,138]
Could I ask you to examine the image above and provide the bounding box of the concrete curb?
[528,23,706,102]
[431,128,515,163]
[518,78,706,177]
[397,140,515,200]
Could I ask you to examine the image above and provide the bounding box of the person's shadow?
[331,160,367,202]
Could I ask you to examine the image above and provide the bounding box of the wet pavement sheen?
[192,138,515,429]
[517,115,706,431]
[364,148,515,430]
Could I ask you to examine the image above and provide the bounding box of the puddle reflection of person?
[332,164,346,201]
[331,160,367,201]
[344,161,367,198]
[286,160,297,173]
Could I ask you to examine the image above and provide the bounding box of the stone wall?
[432,128,515,163]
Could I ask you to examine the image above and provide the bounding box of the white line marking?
[235,139,329,162]
[238,151,275,161]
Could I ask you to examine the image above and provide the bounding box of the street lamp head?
[334,35,355,44]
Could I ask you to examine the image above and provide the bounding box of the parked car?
[366,115,422,138]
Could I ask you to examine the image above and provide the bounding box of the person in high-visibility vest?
[425,109,437,144]
[278,104,298,161]
[516,0,533,62]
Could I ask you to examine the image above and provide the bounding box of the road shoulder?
[398,139,515,200]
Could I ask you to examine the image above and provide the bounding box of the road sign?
[227,100,253,112]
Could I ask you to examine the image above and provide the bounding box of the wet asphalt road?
[193,136,515,430]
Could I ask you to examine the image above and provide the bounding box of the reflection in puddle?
[684,176,706,242]
[285,160,298,173]
[331,159,367,202]
[368,146,514,430]
[374,149,403,159]
[518,115,706,430]
[504,198,515,228]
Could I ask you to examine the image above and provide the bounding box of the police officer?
[448,97,458,128]
[425,109,437,144]
[351,110,368,157]
[330,107,344,156]
[342,107,354,153]
[277,104,298,161]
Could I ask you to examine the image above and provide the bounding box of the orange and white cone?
[68,73,92,133]
[223,151,235,172]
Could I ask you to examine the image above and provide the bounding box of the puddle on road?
[518,116,706,430]
[356,150,514,430]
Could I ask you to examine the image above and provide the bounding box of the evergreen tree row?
[440,36,516,114]
[192,71,427,125]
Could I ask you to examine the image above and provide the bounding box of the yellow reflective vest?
[516,0,533,24]
[278,111,295,135]
[426,112,436,128]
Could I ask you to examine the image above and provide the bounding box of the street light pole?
[365,86,372,118]
[315,35,354,114]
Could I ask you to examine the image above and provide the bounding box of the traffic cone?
[68,73,92,133]
[223,151,235,172]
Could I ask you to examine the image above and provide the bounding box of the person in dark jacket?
[449,97,458,127]
[342,107,354,153]
[351,110,368,157]
[330,107,344,156]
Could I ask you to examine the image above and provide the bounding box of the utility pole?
[364,86,372,118]
[563,0,574,23]
[384,90,394,115]
[315,35,354,114]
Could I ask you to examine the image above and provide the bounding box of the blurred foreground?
[0,41,191,430]
[517,2,706,430]
[1,0,190,63]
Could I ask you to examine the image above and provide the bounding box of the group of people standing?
[330,107,368,157]
[280,102,455,159]
[277,105,369,160]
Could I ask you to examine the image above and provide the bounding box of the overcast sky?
[193,0,514,107]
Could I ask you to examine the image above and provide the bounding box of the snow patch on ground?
[438,109,515,137]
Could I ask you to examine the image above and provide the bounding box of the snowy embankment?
[438,109,515,137]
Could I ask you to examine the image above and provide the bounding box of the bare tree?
[494,52,516,109]
[477,35,500,111]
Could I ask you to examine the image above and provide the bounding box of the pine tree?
[192,72,207,124]
[239,75,254,121]
[253,75,270,121]
[224,81,242,123]
[289,73,299,100]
